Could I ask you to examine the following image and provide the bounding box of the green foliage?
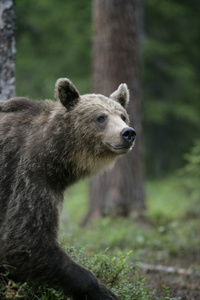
[143,0,200,176]
[0,249,178,300]
[178,139,200,221]
[15,0,91,98]
[0,270,65,299]
[181,139,200,193]
[63,177,200,275]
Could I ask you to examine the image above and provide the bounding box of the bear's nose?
[121,127,136,144]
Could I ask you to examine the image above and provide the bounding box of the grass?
[61,176,200,298]
[62,177,200,261]
[146,177,190,219]
[1,176,200,299]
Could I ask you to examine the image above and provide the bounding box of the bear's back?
[0,97,44,115]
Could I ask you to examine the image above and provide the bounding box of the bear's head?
[55,78,136,174]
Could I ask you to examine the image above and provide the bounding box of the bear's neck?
[45,147,117,193]
[47,159,88,192]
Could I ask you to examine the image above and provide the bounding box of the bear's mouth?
[105,142,133,154]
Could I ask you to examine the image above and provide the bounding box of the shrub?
[0,246,179,299]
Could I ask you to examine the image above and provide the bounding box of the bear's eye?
[97,115,107,123]
[121,114,126,122]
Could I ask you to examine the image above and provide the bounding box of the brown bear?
[0,78,136,300]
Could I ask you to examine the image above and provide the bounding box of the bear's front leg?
[71,281,120,300]
[67,261,120,300]
[51,245,120,300]
[8,242,119,300]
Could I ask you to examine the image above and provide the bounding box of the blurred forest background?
[15,0,200,177]
[1,0,200,298]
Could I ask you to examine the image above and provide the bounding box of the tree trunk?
[0,0,16,101]
[82,0,145,225]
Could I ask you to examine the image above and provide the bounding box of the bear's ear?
[109,83,130,109]
[55,78,80,110]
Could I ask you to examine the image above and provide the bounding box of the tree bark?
[82,0,145,225]
[0,0,16,101]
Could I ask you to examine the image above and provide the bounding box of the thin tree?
[82,0,145,225]
[0,0,16,101]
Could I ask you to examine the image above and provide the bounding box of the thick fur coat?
[0,78,136,300]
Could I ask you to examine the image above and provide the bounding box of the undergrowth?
[0,247,179,299]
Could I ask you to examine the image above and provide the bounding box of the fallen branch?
[138,262,200,277]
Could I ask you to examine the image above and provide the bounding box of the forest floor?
[61,176,200,299]
[137,235,200,299]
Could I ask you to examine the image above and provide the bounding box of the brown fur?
[0,78,135,299]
